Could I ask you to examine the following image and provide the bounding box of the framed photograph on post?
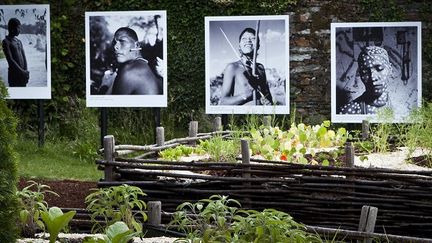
[205,15,289,114]
[0,4,51,99]
[331,22,422,123]
[85,10,167,107]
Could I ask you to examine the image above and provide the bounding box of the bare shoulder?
[224,61,242,72]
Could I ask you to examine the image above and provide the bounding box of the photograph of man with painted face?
[332,23,421,123]
[339,46,392,114]
[85,11,167,108]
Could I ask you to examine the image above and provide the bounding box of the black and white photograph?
[205,15,289,114]
[331,22,421,123]
[85,10,167,107]
[0,4,51,99]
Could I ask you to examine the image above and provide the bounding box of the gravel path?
[354,147,431,171]
[18,233,177,243]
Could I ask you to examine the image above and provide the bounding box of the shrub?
[0,81,19,242]
[0,80,18,242]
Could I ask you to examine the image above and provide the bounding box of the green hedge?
[0,82,19,242]
[4,0,432,139]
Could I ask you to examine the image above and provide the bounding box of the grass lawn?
[17,137,102,181]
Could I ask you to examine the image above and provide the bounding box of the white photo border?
[0,4,51,99]
[331,22,422,123]
[85,10,167,107]
[205,15,290,115]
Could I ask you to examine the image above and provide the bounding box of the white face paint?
[358,47,392,96]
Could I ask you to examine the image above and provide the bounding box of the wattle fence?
[96,119,432,241]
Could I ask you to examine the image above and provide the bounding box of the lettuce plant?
[83,221,139,243]
[40,207,76,243]
[249,121,348,164]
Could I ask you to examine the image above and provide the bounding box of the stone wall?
[286,0,431,123]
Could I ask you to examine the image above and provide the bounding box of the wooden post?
[156,127,165,146]
[241,139,250,177]
[358,205,378,243]
[103,135,115,181]
[241,139,251,208]
[147,201,162,226]
[344,142,355,167]
[213,116,222,132]
[188,121,198,145]
[362,120,370,141]
[100,108,108,148]
[263,115,271,127]
[222,114,229,130]
[37,100,45,147]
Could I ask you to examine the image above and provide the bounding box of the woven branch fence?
[97,119,432,239]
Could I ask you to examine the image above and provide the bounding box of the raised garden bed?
[97,120,432,239]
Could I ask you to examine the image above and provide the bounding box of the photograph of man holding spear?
[205,16,289,114]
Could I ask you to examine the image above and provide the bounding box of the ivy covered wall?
[2,0,431,132]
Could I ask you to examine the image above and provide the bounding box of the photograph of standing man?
[0,4,51,99]
[219,27,273,106]
[205,16,289,115]
[2,18,29,87]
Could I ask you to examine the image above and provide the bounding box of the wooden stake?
[103,135,115,181]
[188,121,198,145]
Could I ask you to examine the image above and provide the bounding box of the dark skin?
[2,20,29,87]
[219,30,273,105]
[112,59,160,94]
[109,29,161,95]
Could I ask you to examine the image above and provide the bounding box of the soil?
[18,178,98,209]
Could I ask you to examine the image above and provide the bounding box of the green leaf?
[41,207,76,243]
[322,159,330,166]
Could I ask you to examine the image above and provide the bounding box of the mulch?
[18,178,98,209]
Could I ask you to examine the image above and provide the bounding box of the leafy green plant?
[198,136,240,162]
[83,221,139,243]
[400,103,432,163]
[40,207,76,243]
[85,184,147,234]
[159,136,240,162]
[170,195,322,243]
[16,180,59,237]
[232,209,321,243]
[249,121,348,165]
[370,108,394,153]
[170,195,241,241]
[159,144,204,161]
[355,140,375,154]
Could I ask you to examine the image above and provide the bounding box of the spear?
[252,20,260,77]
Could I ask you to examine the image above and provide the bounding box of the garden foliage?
[170,195,322,242]
[0,81,19,242]
[85,184,148,234]
[16,180,59,237]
